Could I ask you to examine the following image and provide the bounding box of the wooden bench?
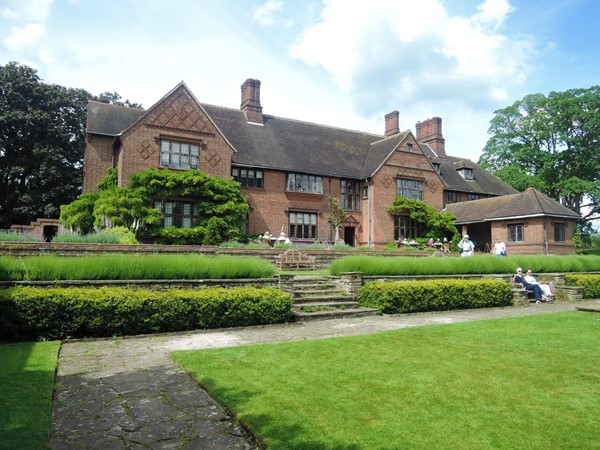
[275,249,316,270]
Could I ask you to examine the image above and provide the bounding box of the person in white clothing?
[493,240,506,257]
[458,234,474,257]
[524,269,555,302]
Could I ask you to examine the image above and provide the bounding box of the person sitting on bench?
[513,268,546,303]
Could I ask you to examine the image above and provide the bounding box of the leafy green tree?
[59,192,99,235]
[0,62,90,228]
[0,62,143,229]
[327,197,347,243]
[130,168,249,244]
[93,187,161,231]
[479,86,600,223]
[387,197,457,239]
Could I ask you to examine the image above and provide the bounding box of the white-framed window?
[232,167,263,188]
[289,211,317,239]
[341,179,360,210]
[160,139,200,170]
[508,223,524,243]
[154,200,197,228]
[554,223,566,242]
[287,173,323,194]
[459,168,474,180]
[396,178,424,201]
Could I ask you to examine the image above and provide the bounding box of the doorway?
[343,226,355,247]
[43,225,58,242]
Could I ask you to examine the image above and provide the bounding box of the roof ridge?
[202,102,383,137]
[88,100,145,111]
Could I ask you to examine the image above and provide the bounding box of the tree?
[327,197,347,244]
[0,62,143,229]
[479,86,600,223]
[0,62,90,228]
[130,168,249,244]
[387,196,457,239]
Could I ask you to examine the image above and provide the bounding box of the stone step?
[292,295,352,304]
[293,288,341,296]
[294,301,361,311]
[292,283,337,290]
[294,307,379,322]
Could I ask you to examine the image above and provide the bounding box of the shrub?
[0,255,275,281]
[0,286,294,341]
[330,255,600,276]
[359,279,513,314]
[52,230,124,244]
[565,274,600,299]
[0,231,41,242]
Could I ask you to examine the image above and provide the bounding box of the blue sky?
[1,0,599,161]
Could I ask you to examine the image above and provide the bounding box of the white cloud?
[252,0,288,26]
[290,0,534,159]
[1,0,53,22]
[474,0,515,31]
[3,23,47,51]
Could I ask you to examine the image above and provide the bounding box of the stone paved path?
[50,299,600,449]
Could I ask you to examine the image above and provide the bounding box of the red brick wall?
[368,137,444,246]
[490,217,577,255]
[118,87,233,187]
[243,171,363,243]
[83,135,114,193]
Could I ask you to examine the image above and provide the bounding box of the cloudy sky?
[1,0,598,161]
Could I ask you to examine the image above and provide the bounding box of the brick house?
[83,79,578,252]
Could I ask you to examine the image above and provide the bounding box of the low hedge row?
[0,286,293,342]
[565,274,600,299]
[359,279,513,314]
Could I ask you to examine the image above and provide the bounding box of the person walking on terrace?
[513,268,545,303]
[458,234,474,257]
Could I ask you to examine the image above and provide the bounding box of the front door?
[344,226,355,247]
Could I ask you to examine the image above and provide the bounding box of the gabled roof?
[443,187,580,224]
[361,131,411,178]
[420,144,518,196]
[86,100,145,136]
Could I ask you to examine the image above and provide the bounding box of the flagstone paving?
[50,299,600,449]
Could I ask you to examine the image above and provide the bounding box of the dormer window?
[459,168,474,180]
[433,163,440,174]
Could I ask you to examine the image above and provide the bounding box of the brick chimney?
[240,79,263,124]
[384,111,399,137]
[415,117,445,156]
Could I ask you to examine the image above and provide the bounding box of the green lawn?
[173,313,600,449]
[0,341,60,450]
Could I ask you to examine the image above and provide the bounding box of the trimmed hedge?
[359,279,513,314]
[0,286,293,342]
[565,274,600,299]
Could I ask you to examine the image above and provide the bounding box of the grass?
[0,341,60,450]
[173,312,600,449]
[329,254,600,276]
[0,254,275,280]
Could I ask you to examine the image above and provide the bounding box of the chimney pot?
[241,79,263,124]
[384,110,399,137]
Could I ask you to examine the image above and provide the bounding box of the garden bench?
[275,249,316,270]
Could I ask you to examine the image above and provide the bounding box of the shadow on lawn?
[198,376,363,450]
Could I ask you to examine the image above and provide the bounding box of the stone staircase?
[291,276,378,322]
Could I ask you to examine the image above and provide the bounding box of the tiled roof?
[86,101,146,136]
[202,104,382,178]
[361,132,410,178]
[420,144,518,196]
[83,86,519,192]
[443,188,580,224]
